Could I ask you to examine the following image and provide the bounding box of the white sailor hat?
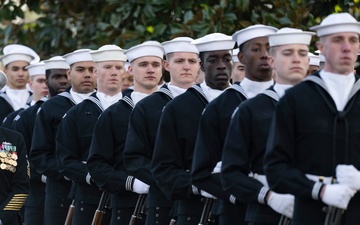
[232,48,239,63]
[1,44,39,66]
[267,28,315,47]
[315,50,326,62]
[162,37,199,55]
[90,45,127,62]
[308,53,320,66]
[125,41,164,62]
[232,25,278,47]
[44,56,70,70]
[125,61,130,71]
[191,33,235,52]
[26,61,46,77]
[0,70,7,89]
[310,13,360,37]
[63,49,93,66]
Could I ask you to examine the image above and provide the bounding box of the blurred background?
[0,0,360,62]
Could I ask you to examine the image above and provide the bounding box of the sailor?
[123,37,200,225]
[151,33,234,225]
[30,49,96,225]
[11,56,70,225]
[264,13,360,224]
[192,25,278,225]
[87,41,164,225]
[0,44,39,123]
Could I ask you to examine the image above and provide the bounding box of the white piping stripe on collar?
[87,96,104,112]
[262,89,279,102]
[157,86,174,99]
[0,93,14,108]
[58,91,76,105]
[306,75,360,105]
[191,84,208,102]
[230,83,248,99]
[121,95,135,109]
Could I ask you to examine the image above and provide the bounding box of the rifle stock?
[91,191,110,225]
[64,199,75,225]
[324,206,344,225]
[278,215,291,225]
[129,194,147,225]
[198,198,215,225]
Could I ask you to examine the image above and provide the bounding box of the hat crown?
[162,37,198,54]
[321,13,357,26]
[90,44,127,62]
[191,33,235,52]
[192,33,232,44]
[125,41,164,62]
[232,25,278,47]
[26,61,46,76]
[63,49,93,65]
[267,27,315,47]
[98,44,123,51]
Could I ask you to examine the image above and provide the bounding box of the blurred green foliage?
[0,0,359,59]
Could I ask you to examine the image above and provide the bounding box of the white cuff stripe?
[126,176,134,191]
[312,182,322,200]
[86,173,92,185]
[192,185,200,195]
[229,194,236,204]
[258,186,269,204]
[41,175,47,184]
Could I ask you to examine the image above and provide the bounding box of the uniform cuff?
[229,194,236,204]
[312,182,323,200]
[41,175,47,184]
[192,185,200,195]
[126,176,134,191]
[258,186,270,204]
[86,173,92,185]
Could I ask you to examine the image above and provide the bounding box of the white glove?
[132,178,149,194]
[212,161,222,174]
[336,164,360,191]
[267,192,294,218]
[200,190,217,199]
[321,184,356,209]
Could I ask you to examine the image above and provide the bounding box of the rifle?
[91,190,110,225]
[323,206,344,225]
[129,194,147,225]
[198,198,215,225]
[64,199,75,225]
[278,215,291,225]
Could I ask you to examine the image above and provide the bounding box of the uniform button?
[156,214,159,217]
[117,216,121,220]
[80,207,84,211]
[156,207,160,210]
[155,221,159,224]
[187,217,191,221]
[60,204,64,207]
[117,210,121,213]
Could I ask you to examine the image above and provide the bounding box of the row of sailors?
[0,12,359,225]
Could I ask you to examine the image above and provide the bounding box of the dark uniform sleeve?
[221,105,264,203]
[123,103,155,186]
[152,104,193,200]
[0,131,30,224]
[264,94,315,199]
[30,106,59,178]
[191,104,232,200]
[56,108,87,184]
[0,97,14,124]
[11,110,31,153]
[87,109,133,193]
